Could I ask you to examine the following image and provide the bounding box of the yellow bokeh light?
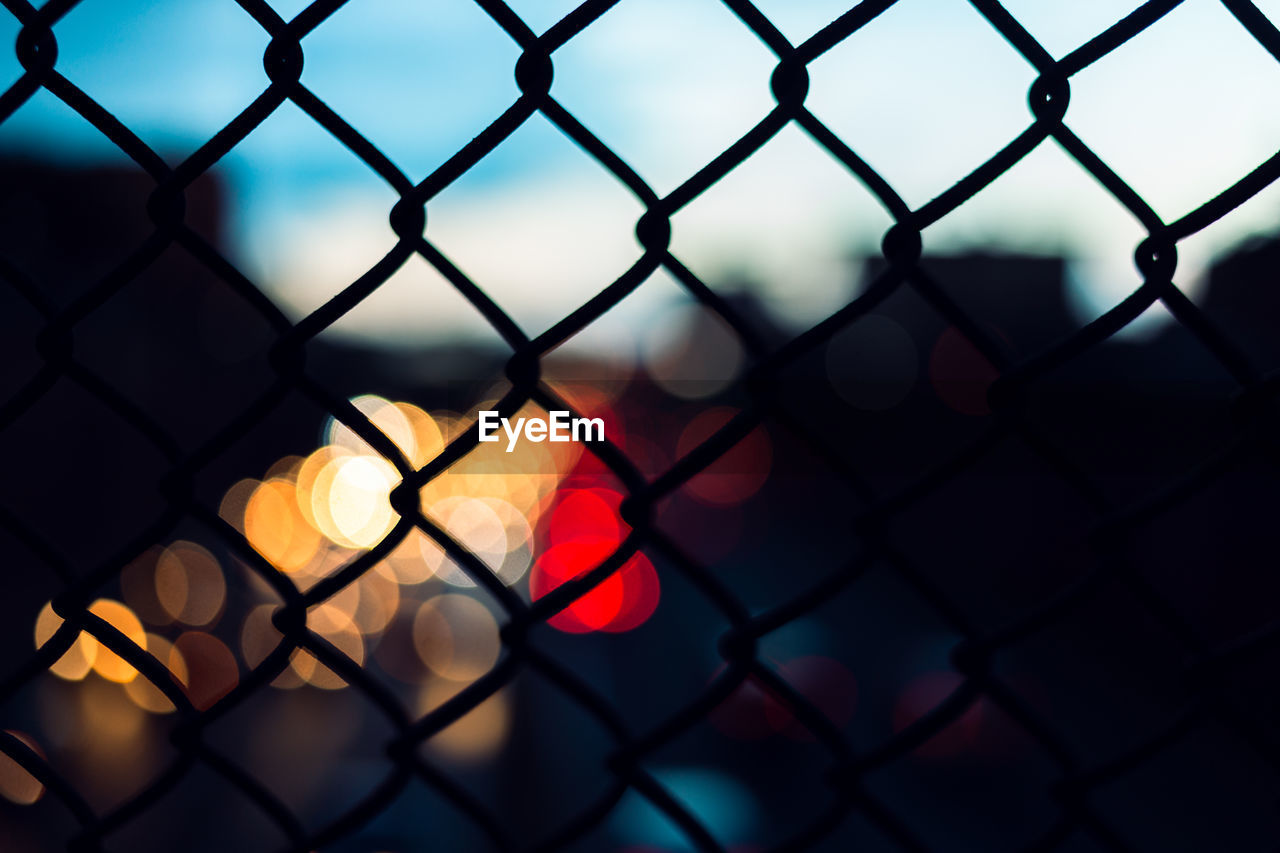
[278,542,352,595]
[412,594,500,682]
[245,478,321,572]
[327,395,417,461]
[86,599,147,684]
[419,682,511,763]
[155,541,226,627]
[241,604,305,690]
[264,454,305,483]
[119,546,171,626]
[313,454,399,550]
[0,731,45,805]
[33,601,98,681]
[294,446,344,532]
[218,478,259,535]
[394,401,444,468]
[308,596,358,636]
[241,604,281,668]
[433,412,463,442]
[213,396,550,702]
[479,497,533,586]
[380,530,436,585]
[422,497,508,588]
[353,569,400,636]
[122,634,189,714]
[289,621,364,691]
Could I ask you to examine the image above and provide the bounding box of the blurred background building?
[4,1,1280,851]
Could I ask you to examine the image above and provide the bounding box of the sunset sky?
[4,0,1280,343]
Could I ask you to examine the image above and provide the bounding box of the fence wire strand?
[2,0,1280,851]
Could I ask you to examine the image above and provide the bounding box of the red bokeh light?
[708,672,788,741]
[675,408,772,506]
[533,487,660,634]
[553,393,623,480]
[548,488,624,547]
[531,540,628,633]
[763,657,858,741]
[601,554,660,633]
[892,670,984,759]
[710,657,857,741]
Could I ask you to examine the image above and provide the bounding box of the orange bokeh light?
[245,479,321,571]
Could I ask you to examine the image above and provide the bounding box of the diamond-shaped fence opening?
[1065,0,1280,224]
[3,1,1280,851]
[805,0,1038,210]
[550,0,781,196]
[298,0,524,184]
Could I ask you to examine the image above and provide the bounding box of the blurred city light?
[0,732,45,806]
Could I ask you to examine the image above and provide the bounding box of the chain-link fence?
[3,0,1280,851]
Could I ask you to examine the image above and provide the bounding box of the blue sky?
[4,0,1280,343]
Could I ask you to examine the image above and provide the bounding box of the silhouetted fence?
[3,1,1280,851]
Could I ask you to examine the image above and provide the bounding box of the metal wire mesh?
[3,0,1280,850]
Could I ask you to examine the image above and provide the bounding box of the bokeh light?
[761,657,857,741]
[173,631,239,710]
[892,670,985,759]
[423,496,509,587]
[546,488,624,547]
[62,675,152,797]
[245,478,322,571]
[675,408,772,506]
[294,446,343,532]
[0,732,45,806]
[709,673,786,741]
[352,568,401,636]
[381,530,438,585]
[240,604,307,690]
[85,599,147,684]
[419,682,511,763]
[482,497,534,584]
[395,401,445,467]
[312,454,399,550]
[264,455,305,482]
[120,546,172,627]
[214,387,650,713]
[325,394,417,459]
[371,597,430,685]
[290,616,365,691]
[644,303,745,400]
[240,604,282,668]
[412,595,501,682]
[155,541,226,628]
[123,634,189,714]
[531,541,628,634]
[543,339,636,406]
[599,554,660,634]
[710,657,856,741]
[615,766,757,851]
[308,589,360,636]
[533,486,660,634]
[217,478,259,534]
[33,602,98,681]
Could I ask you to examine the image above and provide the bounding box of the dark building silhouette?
[4,156,1280,851]
[1198,234,1280,371]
